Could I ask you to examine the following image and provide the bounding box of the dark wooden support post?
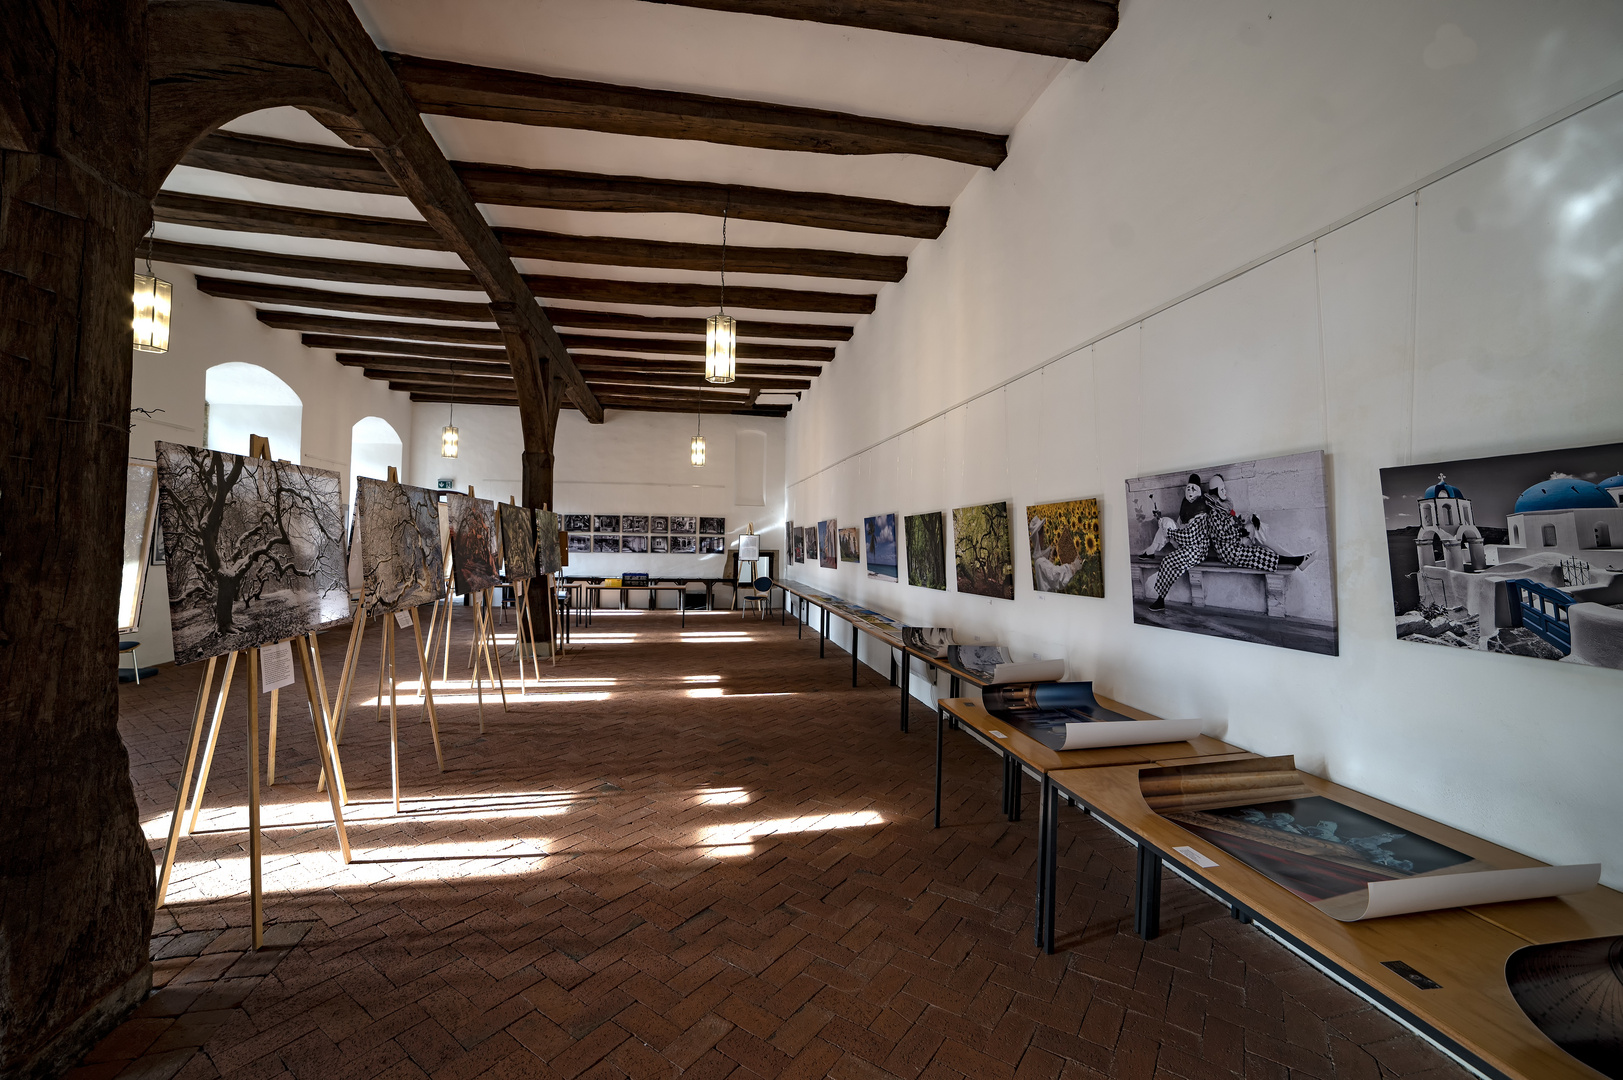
[0,1,158,1072]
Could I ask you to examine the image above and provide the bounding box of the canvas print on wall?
[447,491,502,595]
[862,514,898,580]
[622,515,649,534]
[700,536,725,554]
[594,536,621,553]
[905,511,947,590]
[623,535,650,553]
[651,536,669,554]
[838,527,860,563]
[1127,451,1335,655]
[672,535,697,554]
[953,501,1014,599]
[700,516,725,535]
[818,520,837,569]
[1027,498,1104,598]
[533,509,562,575]
[562,514,591,533]
[155,442,347,665]
[1380,441,1623,669]
[671,515,697,535]
[498,503,536,581]
[593,514,620,533]
[794,527,805,563]
[567,533,590,553]
[805,525,818,562]
[355,477,445,617]
[650,516,669,533]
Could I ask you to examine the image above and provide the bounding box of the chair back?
[753,576,772,592]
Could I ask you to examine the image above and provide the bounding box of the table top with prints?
[1046,762,1623,1080]
[940,696,1253,774]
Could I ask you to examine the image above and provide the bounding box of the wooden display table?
[779,582,908,703]
[1044,762,1623,1080]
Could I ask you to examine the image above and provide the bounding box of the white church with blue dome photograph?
[1380,442,1623,670]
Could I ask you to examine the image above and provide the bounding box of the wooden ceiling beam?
[153,191,909,280]
[183,131,950,238]
[387,53,1006,168]
[174,243,870,317]
[353,361,812,392]
[569,354,824,378]
[305,335,507,362]
[261,310,836,360]
[408,390,792,417]
[639,1,1119,61]
[333,350,822,379]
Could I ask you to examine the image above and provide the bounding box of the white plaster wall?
[784,2,1623,885]
[407,405,787,588]
[127,264,417,665]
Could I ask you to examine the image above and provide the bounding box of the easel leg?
[387,618,400,813]
[469,593,487,732]
[410,608,445,771]
[306,630,348,804]
[294,637,351,864]
[417,599,441,701]
[330,612,365,746]
[246,649,264,950]
[156,656,217,907]
[186,650,239,835]
[512,580,526,690]
[483,589,509,711]
[266,686,279,786]
[375,618,387,723]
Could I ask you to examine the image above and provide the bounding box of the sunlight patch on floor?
[698,810,883,855]
[694,787,750,806]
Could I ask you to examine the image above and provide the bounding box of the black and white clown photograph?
[1125,451,1336,655]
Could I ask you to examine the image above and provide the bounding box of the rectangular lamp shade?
[441,424,459,457]
[690,433,706,466]
[705,313,736,383]
[132,272,172,353]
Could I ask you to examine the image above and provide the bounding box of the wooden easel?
[154,435,351,949]
[325,467,445,811]
[505,497,544,685]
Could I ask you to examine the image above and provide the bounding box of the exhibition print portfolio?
[953,501,1014,599]
[1026,498,1103,598]
[865,514,898,581]
[354,477,445,618]
[1126,451,1336,655]
[905,511,947,590]
[447,492,502,594]
[155,442,347,666]
[1379,441,1623,670]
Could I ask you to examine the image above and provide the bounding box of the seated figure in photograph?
[1147,474,1312,610]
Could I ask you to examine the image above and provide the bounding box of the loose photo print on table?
[818,519,838,568]
[864,514,897,580]
[671,536,697,553]
[905,511,947,590]
[953,501,1014,599]
[1026,498,1104,598]
[498,502,536,581]
[593,536,621,553]
[1127,451,1335,655]
[567,533,590,553]
[447,491,502,595]
[354,476,445,618]
[562,514,591,533]
[650,515,669,533]
[593,514,620,533]
[699,516,725,535]
[671,515,697,535]
[838,526,861,563]
[155,442,347,665]
[1380,441,1623,670]
[622,515,650,533]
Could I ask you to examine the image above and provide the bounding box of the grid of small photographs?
[557,513,726,556]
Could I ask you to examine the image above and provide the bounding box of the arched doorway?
[349,416,404,524]
[204,362,303,462]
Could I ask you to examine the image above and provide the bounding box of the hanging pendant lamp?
[690,408,707,467]
[441,372,459,458]
[132,226,172,353]
[705,206,737,384]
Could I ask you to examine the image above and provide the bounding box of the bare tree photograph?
[446,491,502,594]
[155,441,345,666]
[354,476,445,618]
[533,508,562,575]
[499,503,537,581]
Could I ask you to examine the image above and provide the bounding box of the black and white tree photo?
[500,503,537,581]
[446,492,502,594]
[534,509,563,575]
[155,442,345,665]
[354,477,445,618]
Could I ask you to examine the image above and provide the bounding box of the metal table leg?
[1134,844,1162,940]
[1037,774,1057,953]
[1008,756,1022,823]
[899,656,910,733]
[852,624,859,687]
[934,702,945,828]
[819,606,826,657]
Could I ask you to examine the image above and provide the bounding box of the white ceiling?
[153,0,1070,400]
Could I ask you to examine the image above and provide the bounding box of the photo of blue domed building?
[1381,443,1623,669]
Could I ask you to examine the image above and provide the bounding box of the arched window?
[350,416,404,525]
[1421,504,1434,526]
[205,362,302,462]
[1541,524,1558,547]
[1440,503,1454,527]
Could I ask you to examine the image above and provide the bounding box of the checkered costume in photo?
[1207,503,1281,572]
[1152,515,1212,597]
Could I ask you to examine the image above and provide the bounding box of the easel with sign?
[154,436,351,949]
[730,524,764,614]
[324,467,445,811]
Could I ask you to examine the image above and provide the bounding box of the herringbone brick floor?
[81,605,1466,1080]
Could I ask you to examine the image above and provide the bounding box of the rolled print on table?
[1317,863,1602,922]
[1052,717,1204,751]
